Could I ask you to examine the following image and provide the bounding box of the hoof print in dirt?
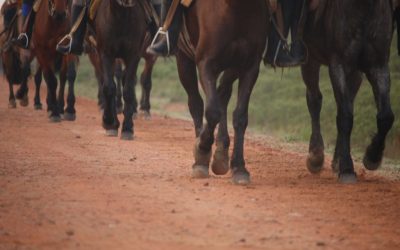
[191,165,209,179]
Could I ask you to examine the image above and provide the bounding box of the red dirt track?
[0,80,399,250]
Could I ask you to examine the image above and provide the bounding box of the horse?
[0,2,30,108]
[91,0,149,140]
[175,0,269,184]
[301,0,394,183]
[86,31,157,118]
[31,0,78,122]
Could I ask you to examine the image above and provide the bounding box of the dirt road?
[0,81,399,250]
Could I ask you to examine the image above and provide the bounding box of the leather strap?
[162,0,181,31]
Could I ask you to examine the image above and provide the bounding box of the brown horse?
[31,0,78,122]
[301,0,394,183]
[91,0,148,139]
[86,31,157,118]
[175,0,269,184]
[0,3,30,108]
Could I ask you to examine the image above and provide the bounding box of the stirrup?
[56,34,73,54]
[17,33,29,49]
[150,27,171,56]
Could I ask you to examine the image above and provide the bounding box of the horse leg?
[115,60,124,115]
[43,69,61,122]
[33,67,43,110]
[329,62,356,183]
[8,82,16,108]
[101,53,119,136]
[64,58,77,121]
[301,58,324,174]
[211,69,237,176]
[230,63,259,185]
[16,64,29,107]
[191,60,221,178]
[363,66,394,170]
[120,57,140,140]
[139,54,156,119]
[58,64,67,118]
[176,50,203,137]
[331,71,362,173]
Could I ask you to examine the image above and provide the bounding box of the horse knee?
[205,106,221,127]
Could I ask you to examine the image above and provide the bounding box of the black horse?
[92,0,148,139]
[301,0,394,183]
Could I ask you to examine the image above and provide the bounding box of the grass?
[74,43,400,164]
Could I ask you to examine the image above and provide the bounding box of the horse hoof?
[232,171,250,185]
[8,100,17,109]
[34,104,42,110]
[106,129,118,137]
[121,132,134,140]
[363,156,381,171]
[306,151,324,174]
[142,111,151,120]
[132,113,138,120]
[191,165,209,179]
[211,147,229,175]
[49,116,61,123]
[19,95,29,107]
[63,113,76,121]
[338,173,357,184]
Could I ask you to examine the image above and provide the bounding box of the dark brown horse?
[91,0,148,139]
[175,0,269,184]
[301,0,394,183]
[86,31,157,118]
[32,0,78,122]
[0,3,30,108]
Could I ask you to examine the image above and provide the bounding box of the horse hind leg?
[58,64,67,118]
[139,54,156,120]
[64,58,77,121]
[33,67,43,110]
[211,69,237,176]
[301,59,324,174]
[363,66,394,170]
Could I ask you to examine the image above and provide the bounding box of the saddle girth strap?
[162,0,181,31]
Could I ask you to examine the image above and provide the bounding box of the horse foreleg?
[58,65,67,117]
[176,50,203,137]
[120,57,140,140]
[139,54,156,119]
[101,54,119,136]
[331,71,362,173]
[16,64,30,107]
[191,60,221,179]
[301,59,324,174]
[64,58,77,121]
[230,63,259,185]
[8,82,16,108]
[363,66,394,170]
[43,69,61,122]
[329,62,356,183]
[210,69,237,176]
[115,60,124,115]
[34,67,43,110]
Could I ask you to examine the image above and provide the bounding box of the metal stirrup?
[150,27,171,56]
[57,34,73,54]
[17,33,29,49]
